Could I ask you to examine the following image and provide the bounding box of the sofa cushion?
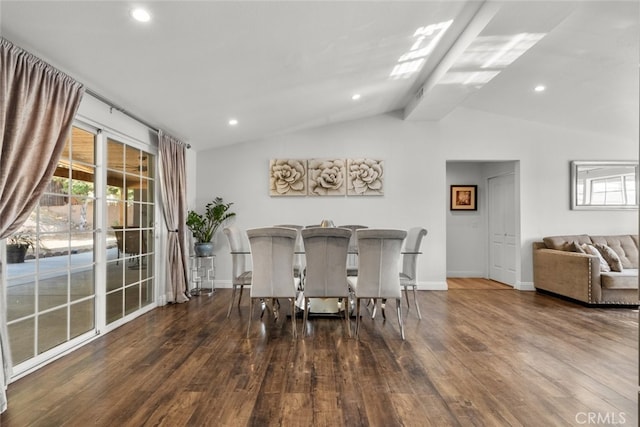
[543,235,592,251]
[594,243,623,272]
[590,235,638,269]
[600,269,639,290]
[582,244,611,272]
[571,241,586,253]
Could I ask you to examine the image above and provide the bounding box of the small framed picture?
[450,185,477,211]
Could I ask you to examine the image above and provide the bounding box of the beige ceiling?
[1,1,637,150]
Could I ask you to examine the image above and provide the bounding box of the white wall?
[195,108,638,290]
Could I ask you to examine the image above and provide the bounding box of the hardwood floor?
[446,277,512,290]
[1,283,637,426]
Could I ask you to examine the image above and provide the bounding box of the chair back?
[402,227,428,281]
[339,224,368,276]
[224,226,251,282]
[274,224,305,274]
[339,225,368,253]
[355,229,407,298]
[247,227,298,298]
[301,227,351,298]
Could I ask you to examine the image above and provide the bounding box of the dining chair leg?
[355,298,361,339]
[381,298,386,320]
[344,295,351,338]
[396,298,405,340]
[260,299,266,318]
[302,297,310,337]
[404,285,411,309]
[412,286,422,319]
[247,298,253,338]
[290,298,297,338]
[227,285,237,318]
[238,285,244,306]
[370,298,377,319]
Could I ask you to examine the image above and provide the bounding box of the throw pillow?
[581,244,611,272]
[571,241,586,253]
[594,243,623,272]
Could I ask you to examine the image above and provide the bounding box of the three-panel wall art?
[269,158,384,197]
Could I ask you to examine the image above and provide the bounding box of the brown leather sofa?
[533,234,639,305]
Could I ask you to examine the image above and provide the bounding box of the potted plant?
[6,232,34,264]
[186,197,236,256]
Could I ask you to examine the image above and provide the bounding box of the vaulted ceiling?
[1,1,638,150]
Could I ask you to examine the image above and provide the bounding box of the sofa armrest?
[533,247,601,303]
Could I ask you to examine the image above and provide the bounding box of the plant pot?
[194,242,214,257]
[7,245,28,263]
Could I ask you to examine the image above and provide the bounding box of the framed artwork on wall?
[308,158,346,196]
[269,159,307,196]
[450,185,477,210]
[347,158,384,196]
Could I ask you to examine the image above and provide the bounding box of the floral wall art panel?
[307,158,346,196]
[269,158,307,196]
[347,158,384,196]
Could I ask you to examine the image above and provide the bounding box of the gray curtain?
[158,130,190,303]
[0,38,84,412]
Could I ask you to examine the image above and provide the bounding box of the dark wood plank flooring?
[1,283,637,426]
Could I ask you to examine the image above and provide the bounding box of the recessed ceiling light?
[131,8,151,23]
[534,85,546,92]
[228,119,238,126]
[351,94,361,101]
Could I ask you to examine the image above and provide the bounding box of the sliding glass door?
[4,124,158,375]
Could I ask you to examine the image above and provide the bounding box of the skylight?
[437,33,546,87]
[390,20,453,80]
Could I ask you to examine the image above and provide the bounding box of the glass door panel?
[5,126,97,366]
[105,137,155,325]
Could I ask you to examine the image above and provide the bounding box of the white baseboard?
[446,270,486,277]
[214,280,232,289]
[418,281,448,290]
[516,281,536,291]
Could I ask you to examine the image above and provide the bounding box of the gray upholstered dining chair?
[246,227,300,338]
[223,226,253,318]
[273,224,305,282]
[400,227,428,319]
[349,228,407,340]
[339,224,368,277]
[300,227,352,337]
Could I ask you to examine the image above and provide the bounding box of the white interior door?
[488,173,516,286]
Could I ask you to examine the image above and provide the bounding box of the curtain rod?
[85,88,191,149]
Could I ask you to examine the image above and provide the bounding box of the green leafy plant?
[186,197,236,243]
[7,232,34,249]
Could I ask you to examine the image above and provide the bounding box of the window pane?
[107,139,125,171]
[106,290,123,324]
[7,278,35,321]
[125,284,140,315]
[70,299,95,339]
[70,267,95,301]
[39,274,68,311]
[38,307,68,353]
[9,319,34,365]
[141,279,153,306]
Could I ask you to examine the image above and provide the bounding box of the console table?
[189,255,215,296]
